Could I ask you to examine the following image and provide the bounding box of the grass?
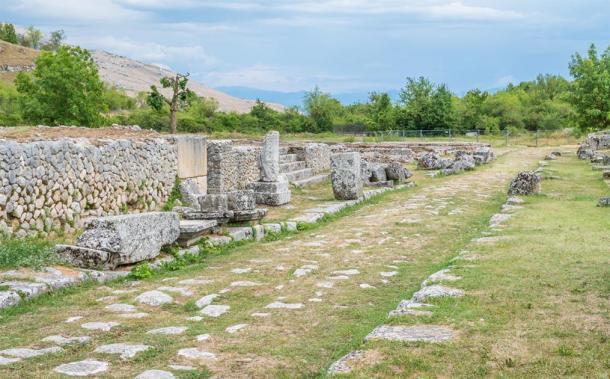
[345,154,610,378]
[0,235,59,270]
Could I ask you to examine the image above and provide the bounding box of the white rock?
[81,322,120,331]
[195,294,218,308]
[135,370,176,379]
[65,316,83,323]
[105,303,136,313]
[265,301,304,310]
[316,281,334,289]
[157,286,194,297]
[187,316,203,321]
[196,334,211,341]
[118,312,149,319]
[177,348,217,360]
[359,283,375,289]
[225,324,248,334]
[251,312,271,317]
[42,335,91,345]
[53,359,109,377]
[0,346,63,358]
[200,304,230,317]
[178,279,214,286]
[135,290,173,306]
[231,268,252,274]
[0,356,21,365]
[230,281,261,287]
[95,343,150,359]
[147,326,187,335]
[380,271,398,277]
[332,269,360,276]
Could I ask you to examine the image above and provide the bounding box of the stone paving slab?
[365,325,455,342]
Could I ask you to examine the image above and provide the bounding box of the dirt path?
[0,148,546,378]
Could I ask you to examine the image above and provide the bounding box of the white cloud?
[6,0,150,22]
[84,36,218,65]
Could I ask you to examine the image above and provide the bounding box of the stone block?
[330,152,363,200]
[176,136,207,179]
[231,209,267,222]
[369,163,387,182]
[226,227,253,241]
[198,194,228,213]
[227,190,256,211]
[598,197,610,207]
[260,131,280,182]
[508,171,541,196]
[247,180,291,206]
[177,220,218,247]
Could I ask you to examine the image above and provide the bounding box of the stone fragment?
[260,131,281,182]
[95,343,150,359]
[135,290,173,306]
[265,301,304,309]
[225,324,248,334]
[147,326,188,335]
[417,153,452,170]
[332,269,360,276]
[65,316,83,323]
[196,334,211,341]
[365,325,454,342]
[328,350,365,375]
[157,286,194,297]
[135,370,176,379]
[177,220,217,247]
[178,278,214,286]
[230,281,261,287]
[0,281,47,299]
[200,304,230,317]
[53,359,109,377]
[42,335,91,345]
[508,171,541,195]
[0,346,63,358]
[422,269,461,286]
[81,322,120,331]
[195,294,219,308]
[118,312,149,319]
[231,267,252,274]
[0,356,21,366]
[380,271,398,277]
[177,348,217,360]
[0,291,21,309]
[251,312,270,317]
[105,303,137,313]
[330,152,363,200]
[412,285,464,302]
[598,197,610,207]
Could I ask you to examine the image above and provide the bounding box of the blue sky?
[3,1,609,94]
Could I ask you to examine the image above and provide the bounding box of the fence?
[348,129,579,147]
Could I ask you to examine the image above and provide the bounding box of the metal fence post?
[505,130,509,146]
[535,130,539,147]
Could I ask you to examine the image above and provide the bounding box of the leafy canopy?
[15,45,105,126]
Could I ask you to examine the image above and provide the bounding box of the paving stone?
[168,364,195,371]
[309,298,323,302]
[380,271,398,277]
[316,281,334,288]
[53,359,109,376]
[147,326,188,335]
[266,301,304,309]
[231,268,252,274]
[135,290,173,306]
[332,269,360,276]
[293,264,318,277]
[1,281,47,299]
[225,324,248,334]
[200,304,230,317]
[328,275,350,280]
[95,343,150,359]
[177,348,217,360]
[359,283,375,289]
[105,303,137,313]
[422,269,462,286]
[0,356,21,365]
[251,312,271,317]
[178,278,214,286]
[42,335,91,345]
[327,350,365,375]
[196,334,211,341]
[195,294,219,308]
[135,370,176,379]
[0,346,63,358]
[490,213,512,228]
[365,325,455,342]
[65,316,83,323]
[412,285,464,302]
[0,291,21,309]
[187,316,203,321]
[388,308,434,317]
[157,286,194,297]
[230,281,261,287]
[81,321,120,331]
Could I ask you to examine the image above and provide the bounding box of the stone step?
[279,146,290,155]
[292,173,330,188]
[280,161,307,173]
[177,220,218,247]
[284,168,314,182]
[280,154,299,163]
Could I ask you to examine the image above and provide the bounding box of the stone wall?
[207,140,260,194]
[0,138,177,237]
[288,143,331,174]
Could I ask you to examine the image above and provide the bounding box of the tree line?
[0,38,608,134]
[0,23,65,51]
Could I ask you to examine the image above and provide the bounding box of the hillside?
[0,41,284,114]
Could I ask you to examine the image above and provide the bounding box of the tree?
[21,26,44,49]
[0,23,18,44]
[42,30,66,51]
[303,86,342,132]
[367,92,395,130]
[569,44,610,131]
[147,73,194,133]
[398,77,455,130]
[15,46,105,126]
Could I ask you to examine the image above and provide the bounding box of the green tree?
[0,23,18,44]
[21,26,44,49]
[304,86,342,132]
[367,92,395,130]
[398,77,455,130]
[15,46,105,126]
[42,30,66,51]
[147,73,194,133]
[569,44,610,131]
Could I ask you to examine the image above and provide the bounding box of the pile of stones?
[416,146,494,175]
[576,130,610,207]
[361,160,412,187]
[508,171,541,195]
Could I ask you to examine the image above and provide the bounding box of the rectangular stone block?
[198,194,228,213]
[176,136,207,179]
[227,190,256,211]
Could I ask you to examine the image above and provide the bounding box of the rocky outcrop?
[508,171,541,195]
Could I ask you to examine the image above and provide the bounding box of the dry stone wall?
[207,140,260,194]
[0,138,177,237]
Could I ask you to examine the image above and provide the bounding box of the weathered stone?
[417,152,451,170]
[53,359,109,376]
[412,285,464,302]
[0,356,21,366]
[42,335,91,345]
[0,281,47,299]
[226,226,253,241]
[366,325,454,342]
[260,131,280,182]
[422,269,461,286]
[105,303,137,313]
[327,350,365,375]
[369,162,387,182]
[227,190,256,211]
[195,294,219,308]
[55,245,118,270]
[247,180,291,206]
[385,162,411,181]
[490,213,512,228]
[225,323,248,333]
[198,194,228,212]
[175,136,207,180]
[330,152,363,200]
[95,343,150,359]
[177,348,217,360]
[58,212,180,269]
[0,290,21,309]
[136,370,176,379]
[472,146,495,165]
[177,219,217,247]
[508,171,541,195]
[598,197,610,207]
[265,301,304,309]
[147,326,187,335]
[135,290,173,306]
[0,346,63,358]
[81,321,120,331]
[200,304,230,317]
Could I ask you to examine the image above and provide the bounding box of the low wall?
[207,140,260,194]
[0,138,178,237]
[288,143,331,174]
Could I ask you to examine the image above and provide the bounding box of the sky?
[3,0,609,94]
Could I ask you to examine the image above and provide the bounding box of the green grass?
[0,235,58,269]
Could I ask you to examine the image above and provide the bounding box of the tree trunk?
[169,107,177,134]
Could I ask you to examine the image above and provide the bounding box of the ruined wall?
[207,140,260,194]
[0,138,177,237]
[289,143,331,174]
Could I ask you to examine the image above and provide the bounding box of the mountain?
[217,86,403,108]
[0,41,283,114]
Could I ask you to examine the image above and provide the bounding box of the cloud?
[85,36,218,65]
[5,0,150,22]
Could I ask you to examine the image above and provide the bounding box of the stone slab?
[176,136,207,179]
[365,325,454,342]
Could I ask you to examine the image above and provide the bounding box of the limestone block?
[330,152,363,200]
[227,190,256,211]
[175,136,207,179]
[260,131,280,182]
[508,171,541,196]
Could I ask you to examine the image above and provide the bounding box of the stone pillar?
[330,152,363,200]
[247,131,291,205]
[175,136,207,199]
